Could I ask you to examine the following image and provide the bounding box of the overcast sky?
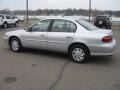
[0,0,120,11]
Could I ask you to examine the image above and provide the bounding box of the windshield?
[76,20,98,30]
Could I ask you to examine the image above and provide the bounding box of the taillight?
[102,36,112,42]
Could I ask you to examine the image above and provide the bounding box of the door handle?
[66,36,72,38]
[40,34,45,37]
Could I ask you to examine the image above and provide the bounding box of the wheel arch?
[15,21,18,23]
[4,21,8,24]
[9,36,21,45]
[68,42,90,54]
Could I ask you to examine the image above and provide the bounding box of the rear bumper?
[89,39,116,56]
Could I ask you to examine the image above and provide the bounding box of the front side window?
[52,19,76,32]
[31,20,51,32]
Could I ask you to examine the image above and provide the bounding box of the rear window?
[96,16,106,20]
[76,20,98,30]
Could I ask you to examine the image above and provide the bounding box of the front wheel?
[9,38,22,52]
[69,44,90,63]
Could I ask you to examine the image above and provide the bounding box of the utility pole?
[89,0,91,22]
[26,0,29,26]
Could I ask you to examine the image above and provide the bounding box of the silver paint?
[3,17,116,56]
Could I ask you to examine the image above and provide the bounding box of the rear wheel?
[9,37,23,52]
[69,44,90,63]
[15,22,18,27]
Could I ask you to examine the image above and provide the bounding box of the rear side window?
[52,19,76,32]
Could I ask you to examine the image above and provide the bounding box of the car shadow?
[23,48,114,65]
[23,48,70,61]
[5,47,115,65]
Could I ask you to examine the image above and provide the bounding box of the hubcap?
[11,40,19,51]
[72,48,85,62]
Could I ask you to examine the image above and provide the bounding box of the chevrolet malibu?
[3,18,116,63]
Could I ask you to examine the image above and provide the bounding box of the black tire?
[9,37,23,52]
[69,44,90,63]
[15,22,18,27]
[3,22,8,28]
[108,25,111,29]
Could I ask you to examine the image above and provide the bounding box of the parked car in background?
[17,16,25,22]
[0,14,19,28]
[12,16,19,22]
[94,15,112,29]
[3,17,116,63]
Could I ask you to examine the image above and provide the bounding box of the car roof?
[40,17,77,22]
[96,15,110,17]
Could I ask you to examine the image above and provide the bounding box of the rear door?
[47,19,77,52]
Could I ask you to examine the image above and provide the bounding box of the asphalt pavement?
[0,26,120,90]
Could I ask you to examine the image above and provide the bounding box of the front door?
[22,20,51,49]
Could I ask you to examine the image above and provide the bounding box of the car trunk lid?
[92,29,113,35]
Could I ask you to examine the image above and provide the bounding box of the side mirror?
[26,27,32,32]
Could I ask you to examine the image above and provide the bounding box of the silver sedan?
[3,17,116,63]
